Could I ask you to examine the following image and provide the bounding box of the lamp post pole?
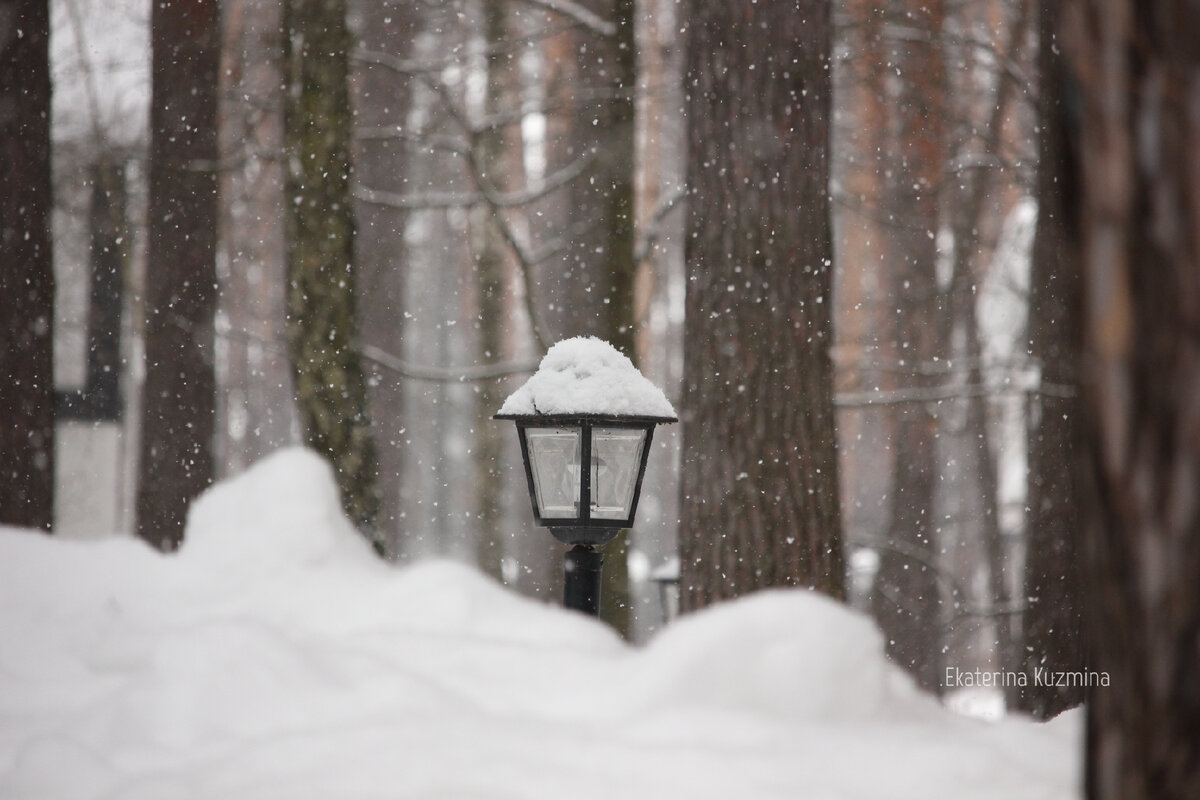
[562,541,604,616]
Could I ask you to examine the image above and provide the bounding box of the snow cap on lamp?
[497,336,676,421]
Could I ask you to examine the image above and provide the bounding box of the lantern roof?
[496,336,677,422]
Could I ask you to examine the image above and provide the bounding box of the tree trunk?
[283,0,382,545]
[942,0,1030,702]
[539,0,638,363]
[0,0,55,532]
[353,0,417,558]
[217,0,297,479]
[833,0,893,609]
[136,0,221,550]
[535,0,640,634]
[589,0,637,637]
[1012,0,1084,719]
[869,0,947,693]
[679,0,844,610]
[472,0,521,581]
[1062,0,1200,796]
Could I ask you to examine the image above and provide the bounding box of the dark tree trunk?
[284,0,381,545]
[534,0,639,633]
[539,0,638,364]
[833,0,894,610]
[0,0,54,532]
[1012,0,1084,719]
[353,0,417,557]
[585,0,637,637]
[679,0,844,610]
[569,0,637,361]
[941,0,1031,701]
[136,0,221,550]
[869,0,947,693]
[472,0,519,581]
[0,0,55,532]
[1062,0,1200,796]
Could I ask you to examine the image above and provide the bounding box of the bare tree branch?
[835,380,1074,408]
[198,318,536,384]
[354,151,591,211]
[358,343,537,383]
[351,48,433,76]
[515,0,617,36]
[353,184,475,210]
[634,185,686,267]
[354,125,470,158]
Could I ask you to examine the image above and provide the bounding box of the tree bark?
[1062,0,1200,796]
[217,0,297,479]
[472,0,522,581]
[1012,0,1084,719]
[867,0,947,693]
[136,0,221,550]
[533,0,640,633]
[942,0,1030,699]
[353,0,417,557]
[283,0,382,545]
[587,0,637,637]
[0,0,55,532]
[679,0,844,610]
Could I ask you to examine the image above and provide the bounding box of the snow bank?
[0,447,1079,799]
[497,336,676,419]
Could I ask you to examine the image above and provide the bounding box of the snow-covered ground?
[0,448,1079,799]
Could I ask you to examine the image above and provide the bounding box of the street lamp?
[495,337,676,617]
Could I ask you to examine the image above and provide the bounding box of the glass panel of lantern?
[525,427,582,519]
[589,427,647,521]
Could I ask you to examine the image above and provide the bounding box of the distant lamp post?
[495,337,676,617]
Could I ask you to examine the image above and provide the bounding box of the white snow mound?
[0,447,1080,800]
[498,336,676,418]
[181,446,375,575]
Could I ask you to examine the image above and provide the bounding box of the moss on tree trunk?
[283,0,381,545]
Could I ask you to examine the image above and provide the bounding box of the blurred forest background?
[4,2,1200,790]
[4,0,1080,706]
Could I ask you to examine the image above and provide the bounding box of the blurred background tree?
[0,0,55,532]
[135,0,220,551]
[8,0,1131,733]
[283,0,382,546]
[1063,0,1200,794]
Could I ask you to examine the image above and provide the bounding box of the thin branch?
[354,153,591,211]
[515,0,617,36]
[358,344,537,383]
[528,219,599,265]
[485,209,551,353]
[354,126,470,158]
[835,381,1075,408]
[836,354,1033,378]
[192,317,533,384]
[634,186,686,267]
[351,48,432,77]
[353,184,476,210]
[352,20,581,80]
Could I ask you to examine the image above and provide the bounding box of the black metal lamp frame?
[494,412,675,616]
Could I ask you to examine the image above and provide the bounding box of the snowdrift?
[0,448,1079,799]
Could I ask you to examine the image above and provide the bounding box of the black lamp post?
[494,338,676,617]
